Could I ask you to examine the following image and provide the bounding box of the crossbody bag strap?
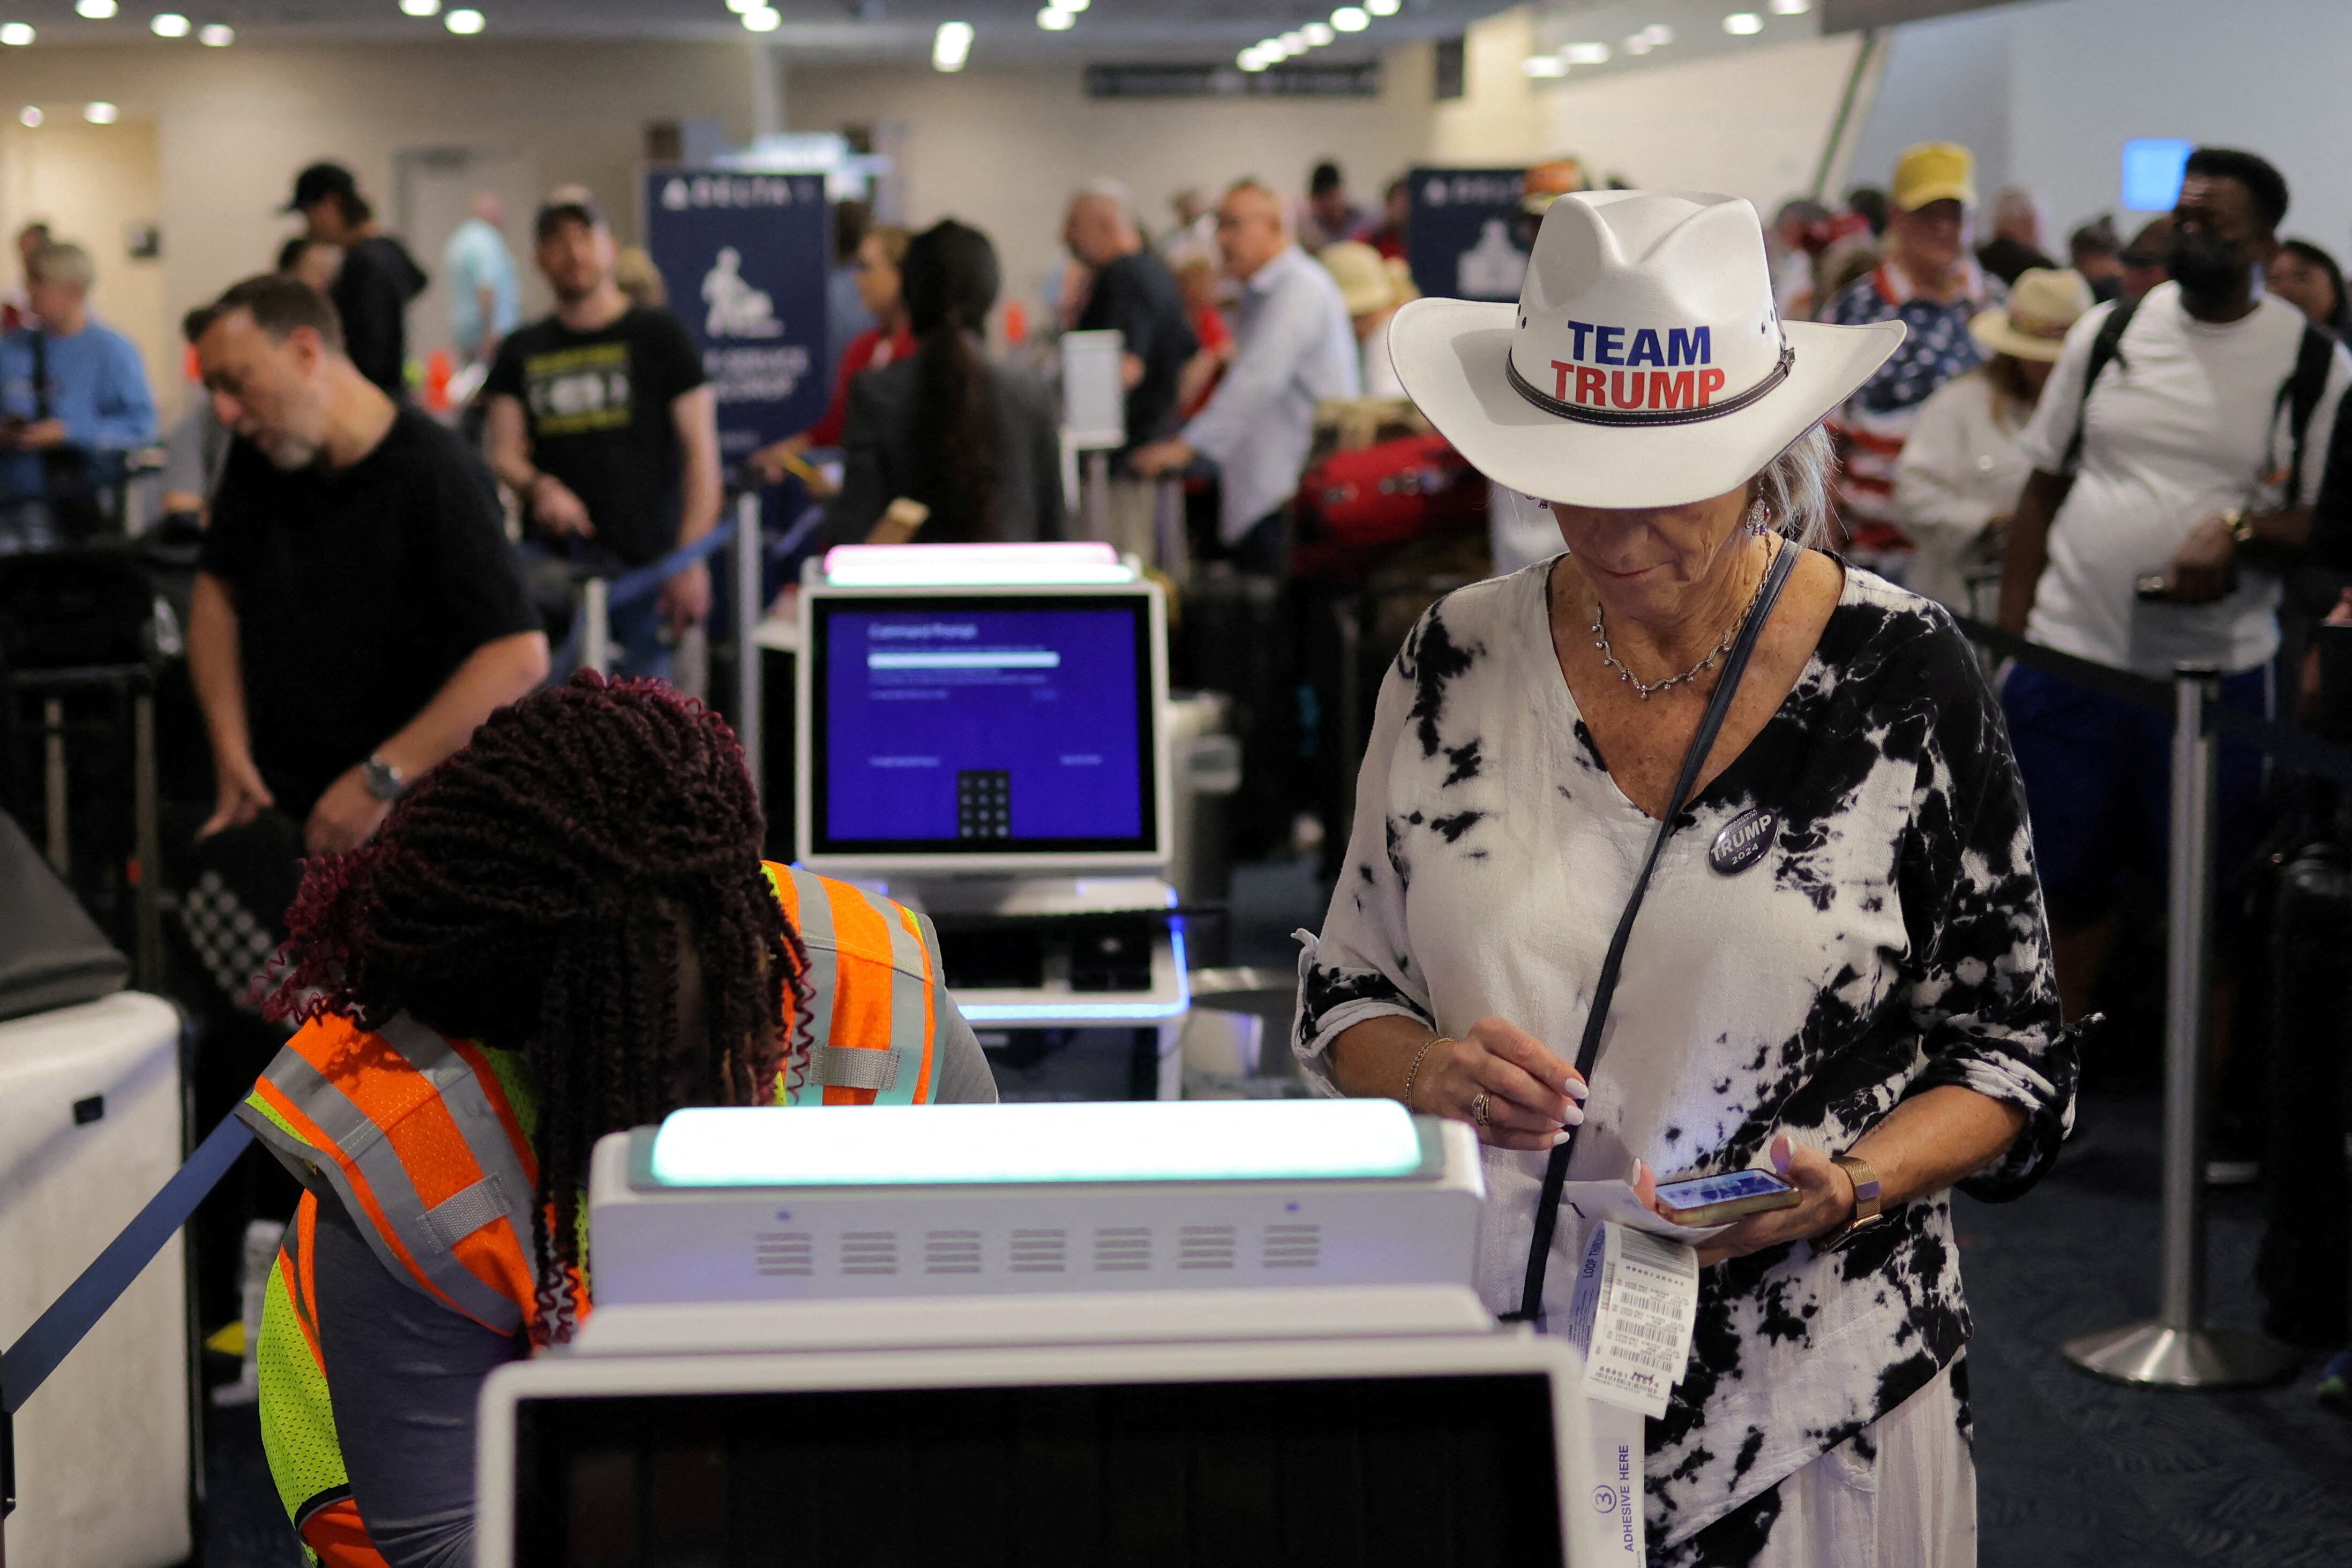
[1505,533,1802,1325]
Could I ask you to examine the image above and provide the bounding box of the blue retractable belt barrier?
[1,1110,253,1418]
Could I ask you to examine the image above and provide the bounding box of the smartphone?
[1654,1167,1801,1227]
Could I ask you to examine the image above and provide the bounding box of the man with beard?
[190,273,549,856]
[1996,147,2349,1180]
[484,190,720,681]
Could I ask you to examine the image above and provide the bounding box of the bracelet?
[1400,1035,1448,1113]
[2224,508,2255,547]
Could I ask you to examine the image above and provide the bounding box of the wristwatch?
[2223,508,2257,548]
[1817,1152,1885,1253]
[361,753,408,804]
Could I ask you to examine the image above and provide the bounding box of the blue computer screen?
[815,597,1152,851]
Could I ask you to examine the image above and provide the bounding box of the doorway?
[393,146,545,366]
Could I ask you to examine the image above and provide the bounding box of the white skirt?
[1660,1359,1977,1568]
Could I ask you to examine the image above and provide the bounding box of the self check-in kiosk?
[796,544,1189,1097]
[473,1099,1611,1567]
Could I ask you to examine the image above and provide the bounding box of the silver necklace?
[1590,536,1778,701]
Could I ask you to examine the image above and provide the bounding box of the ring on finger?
[1470,1091,1492,1129]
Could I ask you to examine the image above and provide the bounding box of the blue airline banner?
[644,169,830,469]
[1405,167,1528,303]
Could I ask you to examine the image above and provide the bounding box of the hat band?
[1505,341,1796,428]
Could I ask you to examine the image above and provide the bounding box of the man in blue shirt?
[442,191,519,365]
[0,239,158,545]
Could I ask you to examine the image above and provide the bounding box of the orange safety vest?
[237,862,944,1565]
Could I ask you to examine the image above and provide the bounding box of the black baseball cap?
[534,190,609,240]
[282,161,358,214]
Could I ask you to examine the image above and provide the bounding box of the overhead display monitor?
[802,588,1166,873]
[2122,138,2192,213]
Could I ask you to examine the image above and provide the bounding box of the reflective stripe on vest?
[237,1013,543,1337]
[762,862,939,1107]
[258,1194,393,1568]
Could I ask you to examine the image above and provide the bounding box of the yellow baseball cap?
[1891,142,1977,212]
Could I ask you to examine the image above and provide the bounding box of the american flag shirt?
[1825,261,2003,567]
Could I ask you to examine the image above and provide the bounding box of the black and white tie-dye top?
[1294,556,2078,1551]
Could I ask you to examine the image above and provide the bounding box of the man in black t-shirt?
[285,162,428,397]
[1065,182,1199,453]
[484,191,721,681]
[188,274,549,856]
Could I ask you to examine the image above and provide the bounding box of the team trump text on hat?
[1548,321,1726,411]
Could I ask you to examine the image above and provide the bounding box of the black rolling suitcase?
[1176,566,1300,862]
[2259,833,2352,1347]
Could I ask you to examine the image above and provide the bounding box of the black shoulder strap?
[2061,297,2138,476]
[1506,535,1803,1324]
[2276,321,2337,508]
[27,328,47,421]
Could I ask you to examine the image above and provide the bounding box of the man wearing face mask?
[1995,148,2349,1172]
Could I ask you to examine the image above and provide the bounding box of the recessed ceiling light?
[1522,54,1568,78]
[0,22,32,46]
[400,0,441,14]
[1238,49,1268,71]
[1562,41,1608,64]
[1331,6,1367,30]
[1769,0,1810,12]
[726,0,755,10]
[445,7,484,33]
[84,100,118,123]
[1724,12,1763,35]
[1302,20,1333,44]
[741,6,780,29]
[1364,0,1398,12]
[151,12,191,36]
[1056,0,1090,13]
[199,22,231,43]
[1036,6,1071,28]
[1279,29,1304,49]
[74,0,116,18]
[1643,23,1674,43]
[17,104,39,124]
[932,19,972,70]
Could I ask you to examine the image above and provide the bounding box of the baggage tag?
[1562,1219,1701,1421]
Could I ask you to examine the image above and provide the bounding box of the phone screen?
[1655,1168,1792,1207]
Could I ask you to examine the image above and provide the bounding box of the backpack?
[2063,296,2338,507]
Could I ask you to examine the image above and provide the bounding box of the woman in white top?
[1896,268,2093,614]
[1301,191,2077,1566]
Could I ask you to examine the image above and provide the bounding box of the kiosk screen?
[812,595,1156,855]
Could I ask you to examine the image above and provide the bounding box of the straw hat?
[1970,267,2094,363]
[1389,190,1905,511]
[1320,241,1397,317]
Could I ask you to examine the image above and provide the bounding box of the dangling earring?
[1746,499,1771,536]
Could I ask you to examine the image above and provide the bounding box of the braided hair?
[267,672,811,1345]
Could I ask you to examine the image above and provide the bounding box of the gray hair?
[1751,423,1834,549]
[28,241,92,290]
[1076,177,1135,223]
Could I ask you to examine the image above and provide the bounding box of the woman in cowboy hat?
[1294,190,2077,1566]
[1897,266,2097,614]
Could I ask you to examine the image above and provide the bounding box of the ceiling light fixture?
[1769,0,1810,11]
[1055,0,1091,13]
[932,19,972,70]
[1522,54,1568,78]
[1365,0,1397,13]
[1331,6,1367,31]
[1563,41,1608,63]
[726,0,755,10]
[1302,20,1332,44]
[741,6,780,29]
[445,7,484,32]
[17,104,38,124]
[1642,23,1674,43]
[84,100,118,123]
[1037,6,1071,28]
[0,23,32,46]
[74,0,116,18]
[1278,29,1304,50]
[1723,12,1763,35]
[151,11,190,35]
[400,0,441,15]
[199,22,231,43]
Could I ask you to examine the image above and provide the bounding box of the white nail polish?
[1551,1130,1571,1146]
[1565,1078,1591,1102]
[1561,1105,1585,1126]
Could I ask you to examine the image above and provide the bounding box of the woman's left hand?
[1637,1134,1857,1267]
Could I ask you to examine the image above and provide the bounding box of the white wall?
[787,58,1436,319]
[1848,0,2352,257]
[0,40,762,415]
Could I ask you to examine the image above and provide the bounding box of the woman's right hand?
[1415,1017,1588,1151]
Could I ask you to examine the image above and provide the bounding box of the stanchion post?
[734,493,764,805]
[1082,449,1111,543]
[581,577,612,677]
[2064,661,2297,1388]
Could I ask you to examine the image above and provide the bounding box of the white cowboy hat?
[1389,190,1906,511]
